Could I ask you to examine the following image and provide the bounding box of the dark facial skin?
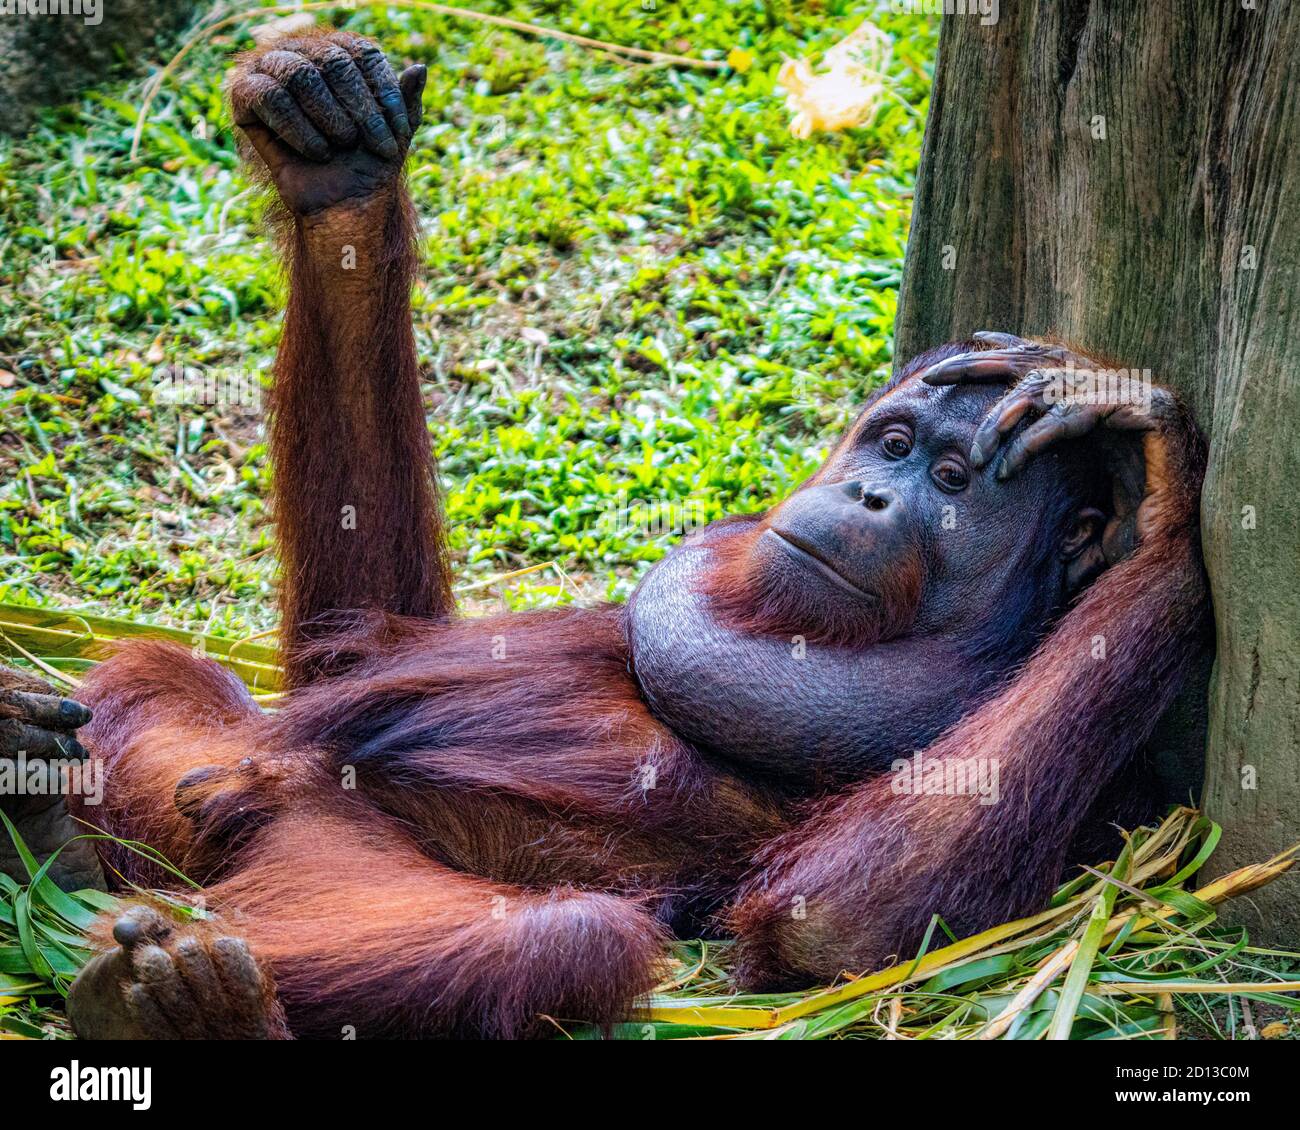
[762,379,1095,640]
[628,373,1107,788]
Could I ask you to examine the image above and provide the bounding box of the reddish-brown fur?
[71,371,1207,1033]
[61,31,1210,1038]
[731,427,1207,983]
[272,188,452,686]
[73,611,785,1036]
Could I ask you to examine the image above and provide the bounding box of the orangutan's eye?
[932,459,970,493]
[882,429,912,459]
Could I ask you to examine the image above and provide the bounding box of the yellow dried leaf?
[1260,1020,1288,1039]
[727,47,755,74]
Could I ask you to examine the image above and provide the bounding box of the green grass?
[0,0,935,632]
[0,810,201,1040]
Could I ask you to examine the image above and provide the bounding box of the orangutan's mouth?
[766,529,874,601]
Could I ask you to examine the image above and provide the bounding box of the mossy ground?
[0,1,935,631]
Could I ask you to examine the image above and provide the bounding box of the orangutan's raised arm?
[227,31,452,686]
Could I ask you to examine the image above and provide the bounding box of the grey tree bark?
[893,2,1299,941]
[0,0,199,136]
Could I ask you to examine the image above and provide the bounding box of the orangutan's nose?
[842,482,896,513]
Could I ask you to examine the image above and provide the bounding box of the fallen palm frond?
[0,602,281,695]
[0,811,210,1040]
[572,807,1300,1041]
[1,619,1297,1040]
[0,815,117,1039]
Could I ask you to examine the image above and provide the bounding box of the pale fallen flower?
[251,13,318,45]
[778,21,892,139]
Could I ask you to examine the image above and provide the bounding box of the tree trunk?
[893,2,1300,941]
[0,1,199,136]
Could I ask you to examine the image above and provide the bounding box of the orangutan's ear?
[1061,507,1107,592]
